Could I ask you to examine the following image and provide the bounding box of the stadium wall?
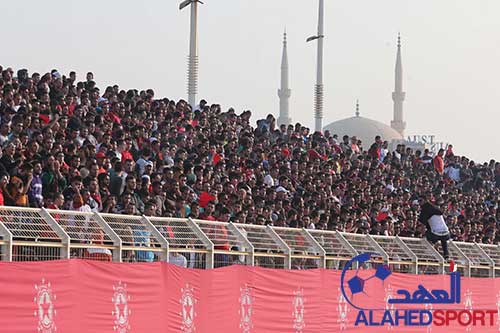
[0,259,499,332]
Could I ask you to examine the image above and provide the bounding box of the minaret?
[355,99,360,117]
[391,33,406,136]
[278,30,292,126]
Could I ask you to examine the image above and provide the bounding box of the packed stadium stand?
[1,66,500,276]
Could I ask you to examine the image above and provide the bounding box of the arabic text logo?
[387,271,460,305]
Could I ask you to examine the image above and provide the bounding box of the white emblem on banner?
[34,278,57,333]
[464,289,473,332]
[112,281,131,333]
[239,285,254,333]
[496,291,500,331]
[337,287,349,330]
[180,283,196,333]
[384,284,395,331]
[292,288,305,333]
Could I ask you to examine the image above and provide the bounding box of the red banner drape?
[0,260,499,332]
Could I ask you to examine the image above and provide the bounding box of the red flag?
[213,153,222,166]
[199,191,216,208]
[449,260,456,272]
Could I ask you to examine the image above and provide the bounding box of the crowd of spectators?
[1,66,500,247]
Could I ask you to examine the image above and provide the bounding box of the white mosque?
[277,33,408,147]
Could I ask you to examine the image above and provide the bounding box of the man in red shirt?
[117,139,133,162]
[433,149,445,174]
[200,201,216,221]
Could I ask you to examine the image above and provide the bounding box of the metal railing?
[0,206,499,277]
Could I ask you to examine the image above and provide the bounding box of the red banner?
[0,260,499,332]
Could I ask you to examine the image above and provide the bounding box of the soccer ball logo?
[346,264,391,296]
[34,278,56,333]
[292,288,305,332]
[180,284,196,333]
[112,281,131,333]
[340,253,392,311]
[239,285,253,333]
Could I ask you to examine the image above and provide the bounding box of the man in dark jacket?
[418,194,450,260]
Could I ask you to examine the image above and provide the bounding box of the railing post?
[141,215,169,262]
[334,232,359,269]
[302,228,326,268]
[40,208,71,259]
[187,218,214,269]
[228,222,254,266]
[93,212,122,262]
[266,226,291,269]
[449,241,471,277]
[423,238,445,274]
[473,243,495,278]
[0,221,13,261]
[366,234,389,266]
[395,236,418,274]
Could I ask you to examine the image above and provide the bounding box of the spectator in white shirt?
[168,252,187,268]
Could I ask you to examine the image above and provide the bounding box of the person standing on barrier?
[418,194,450,260]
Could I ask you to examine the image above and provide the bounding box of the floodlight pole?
[315,0,324,132]
[180,0,202,107]
[307,0,325,133]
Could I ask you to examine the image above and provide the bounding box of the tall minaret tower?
[391,33,406,136]
[278,30,292,126]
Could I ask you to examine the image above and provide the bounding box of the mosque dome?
[323,114,403,147]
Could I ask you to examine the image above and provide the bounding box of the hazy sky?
[2,0,499,162]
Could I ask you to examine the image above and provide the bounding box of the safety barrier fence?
[0,206,498,277]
